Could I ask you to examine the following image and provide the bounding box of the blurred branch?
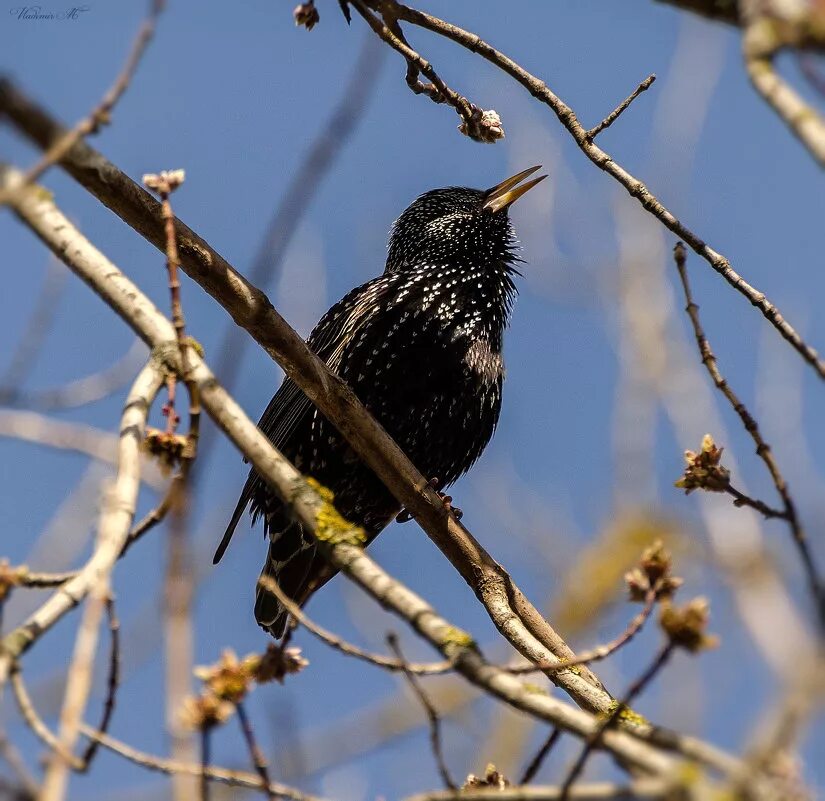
[0,0,163,207]
[0,729,38,799]
[0,338,147,411]
[740,0,825,166]
[0,104,616,715]
[354,1,825,379]
[673,242,825,629]
[0,409,165,490]
[40,575,111,800]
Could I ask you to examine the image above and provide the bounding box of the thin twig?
[235,702,277,800]
[9,665,83,769]
[586,75,656,139]
[519,727,562,785]
[79,595,121,767]
[673,242,825,628]
[559,644,676,800]
[0,0,164,206]
[200,728,211,801]
[506,588,659,675]
[349,0,501,142]
[143,169,200,800]
[725,484,786,521]
[387,633,456,790]
[0,339,147,411]
[258,575,453,675]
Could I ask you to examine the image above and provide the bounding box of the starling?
[214,166,546,638]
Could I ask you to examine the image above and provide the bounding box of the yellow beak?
[482,165,547,214]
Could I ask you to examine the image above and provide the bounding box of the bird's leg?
[396,477,463,523]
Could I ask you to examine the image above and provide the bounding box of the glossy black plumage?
[217,172,542,638]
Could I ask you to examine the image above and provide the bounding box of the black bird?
[214,166,546,638]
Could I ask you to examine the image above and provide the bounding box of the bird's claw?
[396,478,463,523]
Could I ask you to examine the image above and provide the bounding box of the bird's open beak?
[483,165,547,214]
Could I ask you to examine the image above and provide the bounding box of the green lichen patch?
[440,625,475,649]
[303,477,367,547]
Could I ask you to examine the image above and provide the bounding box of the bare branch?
[9,665,83,770]
[673,242,825,628]
[0,258,67,390]
[258,574,453,675]
[235,702,277,800]
[349,0,503,143]
[586,75,656,139]
[740,3,825,167]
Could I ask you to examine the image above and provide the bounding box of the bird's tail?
[254,521,319,639]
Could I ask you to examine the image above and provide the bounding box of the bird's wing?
[213,276,391,564]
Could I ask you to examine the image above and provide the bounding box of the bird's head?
[385,166,547,274]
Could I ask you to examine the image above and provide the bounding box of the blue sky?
[2,2,824,798]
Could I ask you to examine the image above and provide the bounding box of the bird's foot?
[396,478,463,523]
